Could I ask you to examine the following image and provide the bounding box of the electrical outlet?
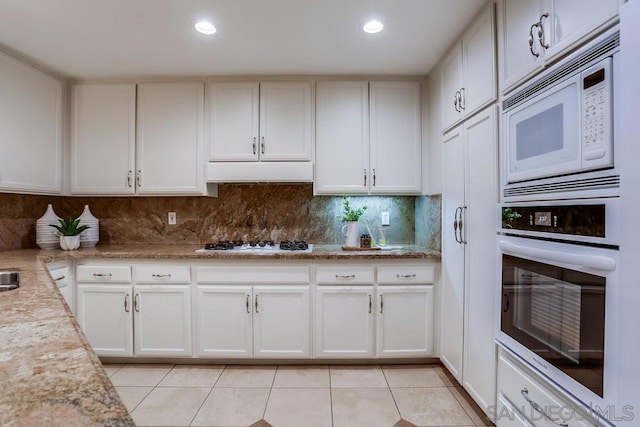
[168,212,177,225]
[381,211,390,226]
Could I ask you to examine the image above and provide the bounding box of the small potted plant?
[338,197,367,247]
[49,217,91,250]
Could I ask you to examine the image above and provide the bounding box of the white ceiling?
[0,0,487,79]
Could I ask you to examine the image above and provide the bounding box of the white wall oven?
[502,28,620,202]
[497,199,619,418]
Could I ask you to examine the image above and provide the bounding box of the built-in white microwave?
[501,29,620,201]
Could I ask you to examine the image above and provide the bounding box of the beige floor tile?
[392,387,475,426]
[272,365,330,388]
[332,388,401,427]
[109,364,174,387]
[264,388,332,427]
[101,363,125,377]
[191,387,270,426]
[158,365,225,388]
[215,366,276,388]
[449,386,494,426]
[130,387,209,426]
[383,365,447,388]
[330,365,388,388]
[114,386,152,413]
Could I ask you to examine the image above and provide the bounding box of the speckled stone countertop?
[0,244,439,425]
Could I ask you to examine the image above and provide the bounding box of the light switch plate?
[168,212,177,225]
[381,211,390,226]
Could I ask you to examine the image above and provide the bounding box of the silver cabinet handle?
[538,13,550,49]
[246,294,250,314]
[363,169,367,187]
[372,168,376,186]
[93,273,112,278]
[151,273,171,278]
[136,170,141,187]
[134,293,140,312]
[335,274,356,279]
[54,275,66,281]
[380,295,384,314]
[124,293,130,313]
[521,388,568,427]
[252,137,257,155]
[529,22,540,57]
[459,88,465,110]
[460,206,468,245]
[127,170,133,188]
[396,274,416,279]
[453,207,462,244]
[368,294,372,313]
[453,92,460,112]
[255,294,259,313]
[261,136,265,154]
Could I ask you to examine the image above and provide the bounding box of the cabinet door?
[71,84,136,194]
[136,82,204,195]
[500,0,549,93]
[133,284,192,356]
[547,0,618,62]
[315,81,369,194]
[0,52,62,194]
[259,82,311,161]
[440,125,465,381]
[253,286,311,358]
[76,284,133,356]
[369,81,421,194]
[314,286,374,358]
[463,3,497,116]
[376,285,433,357]
[463,107,498,412]
[208,82,259,161]
[441,44,464,131]
[195,285,253,357]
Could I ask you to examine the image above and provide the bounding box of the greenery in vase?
[49,217,91,236]
[338,197,367,222]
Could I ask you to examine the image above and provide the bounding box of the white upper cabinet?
[0,52,63,194]
[71,82,204,195]
[315,80,421,195]
[442,3,496,132]
[136,82,204,195]
[369,81,422,194]
[500,0,618,93]
[71,83,136,195]
[208,81,311,162]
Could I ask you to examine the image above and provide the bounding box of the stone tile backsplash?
[0,185,441,252]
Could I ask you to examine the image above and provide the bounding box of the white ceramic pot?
[36,204,62,250]
[60,235,80,251]
[341,221,360,247]
[78,205,99,248]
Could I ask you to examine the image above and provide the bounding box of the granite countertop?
[0,244,439,425]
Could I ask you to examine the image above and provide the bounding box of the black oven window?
[501,254,606,397]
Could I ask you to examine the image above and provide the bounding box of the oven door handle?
[499,240,616,271]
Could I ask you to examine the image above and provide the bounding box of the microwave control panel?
[581,58,612,164]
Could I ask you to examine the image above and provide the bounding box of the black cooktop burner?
[279,240,309,251]
[203,240,308,251]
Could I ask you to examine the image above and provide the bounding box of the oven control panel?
[502,204,605,237]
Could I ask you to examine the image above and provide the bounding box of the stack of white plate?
[78,205,99,248]
[36,204,62,250]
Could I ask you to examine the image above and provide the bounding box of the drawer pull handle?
[93,273,112,278]
[54,275,66,281]
[521,388,568,427]
[396,274,416,279]
[152,273,172,278]
[335,274,356,279]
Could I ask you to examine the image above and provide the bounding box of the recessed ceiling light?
[363,20,384,34]
[195,21,217,35]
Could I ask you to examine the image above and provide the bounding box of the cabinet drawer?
[376,265,435,284]
[49,267,70,288]
[316,266,374,285]
[134,265,191,283]
[196,265,310,284]
[497,349,596,427]
[76,265,131,283]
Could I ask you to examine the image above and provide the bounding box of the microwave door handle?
[498,240,616,271]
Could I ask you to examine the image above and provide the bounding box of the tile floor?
[103,363,494,427]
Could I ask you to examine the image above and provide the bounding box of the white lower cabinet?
[314,286,375,358]
[195,264,312,358]
[76,264,192,357]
